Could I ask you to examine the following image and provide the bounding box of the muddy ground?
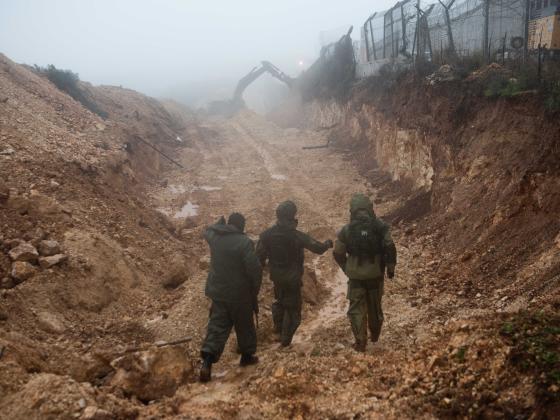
[1,54,559,419]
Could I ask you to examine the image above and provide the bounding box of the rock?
[0,277,15,289]
[273,366,285,378]
[198,256,210,270]
[162,270,188,290]
[82,406,113,420]
[181,217,198,229]
[8,243,39,262]
[110,346,194,401]
[38,240,61,257]
[36,311,66,334]
[23,227,46,243]
[302,269,319,305]
[11,261,37,281]
[38,254,68,269]
[161,254,189,289]
[4,238,24,249]
[0,146,15,155]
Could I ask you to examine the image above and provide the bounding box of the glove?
[387,267,395,279]
[324,239,334,249]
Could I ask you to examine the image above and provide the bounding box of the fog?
[0,0,396,109]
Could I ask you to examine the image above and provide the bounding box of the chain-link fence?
[356,0,534,77]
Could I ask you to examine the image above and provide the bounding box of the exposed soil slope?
[1,54,558,419]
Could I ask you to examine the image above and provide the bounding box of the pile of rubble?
[2,230,67,289]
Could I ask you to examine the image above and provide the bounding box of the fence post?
[523,0,530,63]
[390,9,395,57]
[483,0,490,63]
[502,32,507,65]
[370,14,378,60]
[438,0,457,60]
[401,1,408,53]
[364,23,371,62]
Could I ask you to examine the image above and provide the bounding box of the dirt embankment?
[293,73,560,417]
[305,74,560,310]
[0,54,202,417]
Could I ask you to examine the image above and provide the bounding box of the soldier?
[333,194,397,352]
[200,213,263,383]
[257,201,333,347]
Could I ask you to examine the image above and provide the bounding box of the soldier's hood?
[350,193,375,220]
[207,223,243,235]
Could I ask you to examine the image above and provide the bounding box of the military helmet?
[276,200,297,221]
[350,193,375,219]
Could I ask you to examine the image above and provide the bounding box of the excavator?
[207,61,294,116]
[232,61,294,105]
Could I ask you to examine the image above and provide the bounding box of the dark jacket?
[204,223,262,303]
[256,220,330,287]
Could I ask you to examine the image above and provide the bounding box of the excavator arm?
[232,61,294,104]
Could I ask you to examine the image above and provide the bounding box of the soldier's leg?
[232,302,257,356]
[347,279,368,349]
[200,301,234,363]
[366,279,384,342]
[280,286,302,346]
[271,282,284,334]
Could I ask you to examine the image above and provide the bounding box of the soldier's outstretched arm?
[296,231,333,255]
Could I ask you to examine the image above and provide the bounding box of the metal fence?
[356,0,530,77]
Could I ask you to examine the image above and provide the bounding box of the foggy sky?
[0,0,397,101]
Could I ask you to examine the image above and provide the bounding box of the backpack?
[346,218,383,264]
[266,225,301,269]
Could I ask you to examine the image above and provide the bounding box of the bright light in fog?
[298,60,304,67]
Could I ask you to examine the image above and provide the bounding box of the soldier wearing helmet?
[256,201,333,347]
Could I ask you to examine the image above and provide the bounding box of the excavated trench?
[1,53,559,419]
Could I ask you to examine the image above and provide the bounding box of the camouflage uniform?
[333,194,397,350]
[257,201,332,346]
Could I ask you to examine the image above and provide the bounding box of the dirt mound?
[0,53,199,413]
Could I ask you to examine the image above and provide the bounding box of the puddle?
[167,184,221,194]
[199,185,222,191]
[168,184,189,194]
[174,201,199,218]
[271,174,287,181]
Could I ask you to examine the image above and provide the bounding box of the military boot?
[199,353,213,382]
[239,353,259,367]
[353,341,366,353]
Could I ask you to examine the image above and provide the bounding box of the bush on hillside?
[33,64,108,119]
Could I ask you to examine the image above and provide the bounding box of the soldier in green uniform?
[257,201,333,347]
[333,194,397,352]
[200,213,263,382]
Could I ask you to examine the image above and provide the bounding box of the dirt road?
[140,110,432,418]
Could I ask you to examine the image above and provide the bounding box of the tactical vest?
[346,219,383,263]
[267,226,301,269]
